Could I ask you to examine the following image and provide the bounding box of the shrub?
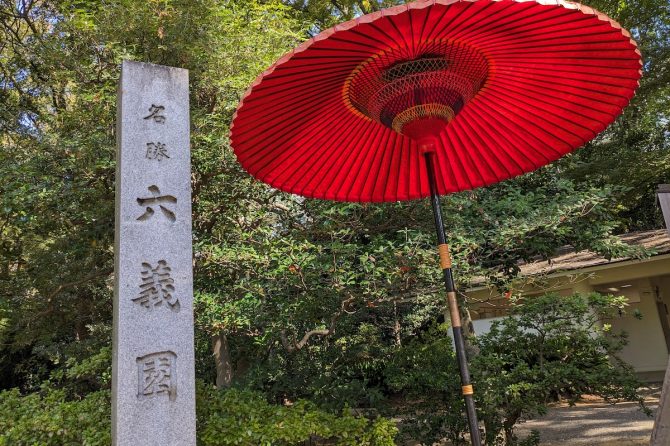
[197,384,397,446]
[0,388,111,446]
[384,323,468,445]
[0,382,396,446]
[384,292,647,445]
[473,292,647,445]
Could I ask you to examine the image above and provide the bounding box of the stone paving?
[515,386,660,445]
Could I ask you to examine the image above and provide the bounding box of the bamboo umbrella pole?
[425,150,482,446]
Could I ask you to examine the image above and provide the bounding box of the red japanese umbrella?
[230,0,641,443]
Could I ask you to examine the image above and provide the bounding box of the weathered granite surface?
[113,60,195,445]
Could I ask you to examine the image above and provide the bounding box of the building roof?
[517,229,670,276]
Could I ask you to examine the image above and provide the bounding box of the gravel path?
[514,393,659,445]
[411,386,661,445]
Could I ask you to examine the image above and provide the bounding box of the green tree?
[1,0,667,444]
[473,293,646,445]
[384,293,646,445]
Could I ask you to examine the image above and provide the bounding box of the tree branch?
[45,268,113,301]
[279,295,356,353]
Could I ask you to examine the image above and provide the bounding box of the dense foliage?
[0,292,643,445]
[1,0,667,444]
[382,293,646,445]
[0,383,397,446]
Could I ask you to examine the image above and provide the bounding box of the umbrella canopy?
[230,0,641,203]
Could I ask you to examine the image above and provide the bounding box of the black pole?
[425,152,482,446]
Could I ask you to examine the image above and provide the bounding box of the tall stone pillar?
[113,60,195,445]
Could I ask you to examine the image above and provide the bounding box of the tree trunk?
[503,409,522,445]
[212,331,233,388]
[651,356,670,445]
[393,301,402,346]
[460,302,480,357]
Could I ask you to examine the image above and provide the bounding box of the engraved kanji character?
[136,185,177,222]
[143,104,166,124]
[137,351,176,401]
[145,142,170,161]
[132,260,180,312]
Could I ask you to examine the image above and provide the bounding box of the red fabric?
[231,0,642,202]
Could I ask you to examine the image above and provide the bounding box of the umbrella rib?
[493,52,642,61]
[493,67,640,89]
[432,143,451,195]
[296,109,374,198]
[342,121,389,201]
[458,106,527,177]
[243,80,348,107]
[415,5,432,54]
[344,28,394,52]
[439,2,557,44]
[487,37,638,52]
[468,99,559,165]
[491,81,620,120]
[493,72,638,101]
[296,115,376,199]
[477,8,597,42]
[485,88,600,139]
[449,120,496,187]
[288,44,375,56]
[474,14,597,46]
[252,66,355,84]
[486,27,630,49]
[400,138,412,200]
[368,123,396,201]
[248,72,353,98]
[390,135,405,202]
[420,2,454,45]
[366,21,397,47]
[454,114,516,181]
[316,121,380,200]
[255,104,357,189]
[418,140,429,197]
[441,132,476,192]
[477,94,575,157]
[329,126,385,201]
[496,60,640,73]
[446,1,507,38]
[452,143,479,191]
[408,5,416,57]
[237,75,351,124]
[236,94,345,164]
[234,94,344,151]
[471,105,537,172]
[251,83,350,110]
[270,59,362,72]
[356,121,392,201]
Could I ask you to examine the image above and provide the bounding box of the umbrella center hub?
[344,42,488,140]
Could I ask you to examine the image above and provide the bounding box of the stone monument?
[113,60,195,445]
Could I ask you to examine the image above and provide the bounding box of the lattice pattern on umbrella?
[345,42,489,136]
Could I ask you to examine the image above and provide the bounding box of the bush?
[0,382,396,446]
[197,384,397,446]
[384,323,468,445]
[383,292,647,445]
[0,388,111,445]
[473,292,647,445]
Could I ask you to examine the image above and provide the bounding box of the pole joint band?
[447,291,461,327]
[438,244,451,269]
[462,384,474,395]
